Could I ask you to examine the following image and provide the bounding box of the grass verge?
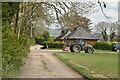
[53,52,118,79]
[95,49,115,52]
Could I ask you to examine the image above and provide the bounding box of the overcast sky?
[50,0,119,29]
[89,0,119,26]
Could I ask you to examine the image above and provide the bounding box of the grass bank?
[54,52,118,79]
[95,49,116,52]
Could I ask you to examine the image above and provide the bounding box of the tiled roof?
[66,27,98,40]
[54,31,71,41]
[55,27,98,41]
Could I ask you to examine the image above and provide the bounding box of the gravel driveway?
[20,45,85,78]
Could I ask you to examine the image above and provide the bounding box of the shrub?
[45,41,65,49]
[2,24,32,78]
[35,30,50,44]
[92,42,112,50]
[2,35,31,78]
[86,42,94,46]
[2,3,33,78]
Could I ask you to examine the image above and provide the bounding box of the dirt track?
[20,45,84,78]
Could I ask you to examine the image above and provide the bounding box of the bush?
[35,37,44,44]
[86,42,94,46]
[45,41,65,49]
[2,35,31,78]
[2,24,32,78]
[92,42,112,50]
[35,30,50,44]
[2,3,33,78]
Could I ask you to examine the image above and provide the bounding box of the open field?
[54,52,119,79]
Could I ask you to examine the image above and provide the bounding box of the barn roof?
[54,31,71,41]
[66,27,98,40]
[55,27,98,41]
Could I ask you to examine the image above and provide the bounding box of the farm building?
[55,27,99,43]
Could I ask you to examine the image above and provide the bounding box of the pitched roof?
[55,27,98,41]
[61,31,71,39]
[66,27,98,40]
[54,31,71,41]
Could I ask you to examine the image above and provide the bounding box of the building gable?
[55,27,98,41]
[66,27,98,40]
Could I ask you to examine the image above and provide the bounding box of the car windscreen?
[116,44,120,48]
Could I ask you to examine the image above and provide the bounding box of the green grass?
[54,52,119,79]
[95,49,115,52]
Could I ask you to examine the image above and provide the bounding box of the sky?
[50,0,120,36]
[49,0,119,29]
[89,0,119,26]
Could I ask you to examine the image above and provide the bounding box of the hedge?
[2,35,32,78]
[2,24,33,78]
[45,41,112,50]
[90,42,112,50]
[45,41,65,49]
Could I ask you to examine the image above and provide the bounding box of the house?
[55,27,99,43]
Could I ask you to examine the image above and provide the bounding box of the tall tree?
[109,22,117,42]
[94,22,117,42]
[59,12,91,34]
[4,2,97,39]
[12,2,53,39]
[40,1,97,34]
[94,22,109,41]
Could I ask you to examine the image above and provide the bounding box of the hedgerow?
[88,42,112,50]
[2,2,35,78]
[2,23,33,78]
[45,41,65,49]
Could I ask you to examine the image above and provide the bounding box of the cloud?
[104,0,119,3]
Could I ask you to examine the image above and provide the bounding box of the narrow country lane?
[20,45,85,78]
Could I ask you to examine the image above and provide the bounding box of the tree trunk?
[14,8,19,35]
[17,3,22,39]
[30,23,33,38]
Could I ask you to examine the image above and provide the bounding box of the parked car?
[40,41,48,49]
[40,41,45,45]
[112,44,120,51]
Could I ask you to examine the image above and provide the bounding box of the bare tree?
[12,1,97,39]
[41,1,97,32]
[94,22,117,41]
[13,2,54,39]
[94,22,109,41]
[59,12,92,33]
[109,22,117,42]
